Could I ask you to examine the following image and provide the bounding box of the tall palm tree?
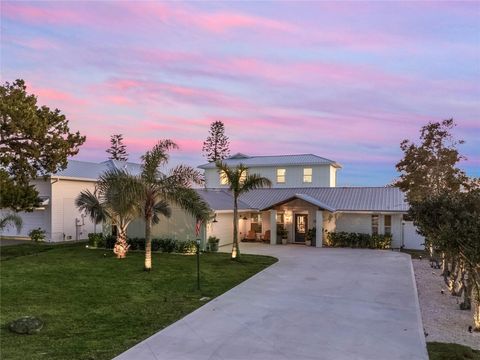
[216,162,271,259]
[139,140,211,271]
[76,169,142,258]
[0,213,23,234]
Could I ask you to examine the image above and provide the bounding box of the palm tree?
[76,169,142,258]
[0,213,23,234]
[139,140,211,271]
[216,162,271,259]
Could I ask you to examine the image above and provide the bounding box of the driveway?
[115,244,428,360]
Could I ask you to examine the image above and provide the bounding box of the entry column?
[270,210,277,245]
[316,210,323,248]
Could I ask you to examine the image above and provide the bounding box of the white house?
[0,160,142,242]
[196,153,424,250]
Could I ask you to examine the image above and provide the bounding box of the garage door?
[402,221,425,250]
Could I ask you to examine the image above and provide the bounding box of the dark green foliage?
[395,119,471,203]
[427,342,480,360]
[0,79,85,210]
[175,240,197,254]
[327,232,392,249]
[87,233,104,247]
[97,236,195,254]
[106,134,128,161]
[202,121,230,162]
[8,316,44,335]
[206,236,220,252]
[0,243,276,360]
[28,228,46,242]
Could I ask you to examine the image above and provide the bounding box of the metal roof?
[197,187,409,213]
[198,153,341,169]
[195,189,253,211]
[53,159,143,180]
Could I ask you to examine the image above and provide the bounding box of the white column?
[316,210,323,248]
[270,210,277,245]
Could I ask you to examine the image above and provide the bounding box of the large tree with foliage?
[106,134,128,161]
[76,169,142,259]
[216,162,271,259]
[0,79,85,210]
[395,119,469,203]
[138,140,211,271]
[202,121,230,162]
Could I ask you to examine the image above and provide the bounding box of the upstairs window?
[303,168,312,183]
[219,171,229,185]
[384,215,392,235]
[239,169,247,184]
[276,168,286,183]
[372,215,379,235]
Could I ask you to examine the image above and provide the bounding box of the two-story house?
[195,153,424,250]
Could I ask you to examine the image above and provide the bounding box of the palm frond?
[0,213,23,233]
[152,199,172,224]
[75,190,106,224]
[141,140,178,181]
[238,174,272,194]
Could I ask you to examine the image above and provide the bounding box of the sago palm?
[216,162,271,259]
[0,213,23,233]
[140,140,211,271]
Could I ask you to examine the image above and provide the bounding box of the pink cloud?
[26,83,88,107]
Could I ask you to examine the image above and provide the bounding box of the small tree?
[216,162,271,259]
[202,121,230,162]
[106,134,128,161]
[395,119,469,203]
[0,79,86,210]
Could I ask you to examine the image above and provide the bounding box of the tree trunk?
[231,196,239,259]
[113,227,130,259]
[472,270,480,331]
[144,216,152,271]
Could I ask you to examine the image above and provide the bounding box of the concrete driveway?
[115,244,427,360]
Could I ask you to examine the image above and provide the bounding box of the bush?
[176,240,197,254]
[158,238,177,253]
[127,237,145,251]
[207,236,220,252]
[28,228,46,242]
[104,235,117,249]
[87,233,104,247]
[327,232,391,249]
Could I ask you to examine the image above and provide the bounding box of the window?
[276,168,286,183]
[303,168,312,183]
[276,213,284,224]
[372,214,379,235]
[251,213,262,233]
[239,169,247,184]
[219,171,229,185]
[384,215,392,235]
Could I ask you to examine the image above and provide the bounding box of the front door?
[294,214,308,243]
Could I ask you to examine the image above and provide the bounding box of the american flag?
[195,219,202,237]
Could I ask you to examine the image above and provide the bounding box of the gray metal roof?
[197,187,409,213]
[198,153,341,169]
[195,189,253,211]
[54,159,142,180]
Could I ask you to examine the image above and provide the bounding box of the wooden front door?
[294,214,308,242]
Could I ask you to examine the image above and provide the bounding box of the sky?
[2,0,479,186]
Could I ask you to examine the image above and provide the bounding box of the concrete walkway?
[115,244,428,360]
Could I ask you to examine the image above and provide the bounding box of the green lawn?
[428,342,480,360]
[0,243,277,360]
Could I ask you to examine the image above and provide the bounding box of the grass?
[428,342,480,360]
[401,248,429,259]
[0,242,277,360]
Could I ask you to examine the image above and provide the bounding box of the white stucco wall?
[203,164,336,188]
[50,178,96,242]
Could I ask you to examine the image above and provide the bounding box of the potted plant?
[277,225,288,245]
[305,227,316,246]
[207,236,220,252]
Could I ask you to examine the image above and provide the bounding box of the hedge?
[326,232,392,249]
[87,234,197,254]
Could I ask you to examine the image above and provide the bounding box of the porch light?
[212,214,218,223]
[242,215,247,220]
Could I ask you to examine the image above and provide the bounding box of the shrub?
[326,232,392,249]
[28,228,46,242]
[127,237,145,251]
[158,238,176,253]
[176,240,197,254]
[104,235,117,249]
[207,236,220,252]
[87,233,103,247]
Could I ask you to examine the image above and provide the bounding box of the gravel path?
[412,259,480,349]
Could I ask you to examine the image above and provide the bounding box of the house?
[0,160,142,242]
[196,153,424,250]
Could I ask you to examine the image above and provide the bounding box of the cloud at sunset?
[2,0,479,185]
